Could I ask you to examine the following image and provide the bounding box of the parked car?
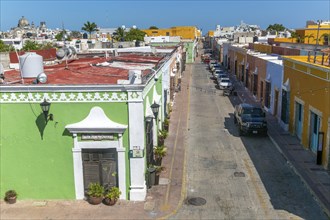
[234,103,268,136]
[214,69,226,78]
[216,73,228,83]
[203,58,210,64]
[218,78,232,89]
[211,64,221,73]
[209,60,217,69]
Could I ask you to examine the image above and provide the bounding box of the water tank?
[19,52,44,78]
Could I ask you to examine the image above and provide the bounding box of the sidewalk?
[231,76,330,217]
[0,64,192,220]
[144,63,191,219]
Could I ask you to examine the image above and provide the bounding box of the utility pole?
[313,20,322,63]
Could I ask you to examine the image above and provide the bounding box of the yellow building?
[207,30,214,37]
[282,55,330,168]
[275,21,330,45]
[296,21,330,45]
[142,26,199,40]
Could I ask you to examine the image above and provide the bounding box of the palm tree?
[114,27,126,42]
[289,31,299,43]
[81,21,98,40]
[320,33,329,45]
[304,33,314,44]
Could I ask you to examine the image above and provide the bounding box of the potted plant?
[104,186,121,206]
[4,190,17,204]
[154,145,167,165]
[163,118,169,131]
[87,182,104,205]
[158,130,168,145]
[154,165,165,185]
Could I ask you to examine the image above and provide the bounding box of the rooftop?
[1,52,167,86]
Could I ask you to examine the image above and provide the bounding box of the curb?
[268,133,330,218]
[234,79,330,218]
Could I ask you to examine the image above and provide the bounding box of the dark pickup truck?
[234,103,268,136]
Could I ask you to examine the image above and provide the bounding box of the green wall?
[0,101,128,199]
[185,42,195,63]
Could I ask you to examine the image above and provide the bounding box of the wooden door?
[82,148,117,192]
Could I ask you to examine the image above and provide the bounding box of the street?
[170,55,328,219]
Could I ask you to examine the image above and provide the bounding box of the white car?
[218,78,232,89]
[216,73,228,84]
[213,69,225,78]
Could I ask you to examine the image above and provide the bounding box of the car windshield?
[242,107,263,116]
[221,79,230,83]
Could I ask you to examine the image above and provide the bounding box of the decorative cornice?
[127,91,143,102]
[0,91,128,103]
[66,106,127,134]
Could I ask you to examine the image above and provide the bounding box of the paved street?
[170,54,328,219]
[0,45,329,220]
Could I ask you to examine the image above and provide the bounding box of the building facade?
[282,56,330,168]
[0,46,183,201]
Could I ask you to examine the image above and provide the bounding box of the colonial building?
[142,26,200,63]
[282,55,330,169]
[223,39,330,169]
[0,46,184,201]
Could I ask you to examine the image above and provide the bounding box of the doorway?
[309,111,320,153]
[245,68,249,88]
[295,102,303,140]
[146,119,154,165]
[82,148,117,192]
[274,90,279,116]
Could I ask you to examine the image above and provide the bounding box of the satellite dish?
[37,73,47,84]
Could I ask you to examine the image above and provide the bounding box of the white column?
[128,101,146,201]
[153,118,157,146]
[72,134,84,199]
[117,134,126,200]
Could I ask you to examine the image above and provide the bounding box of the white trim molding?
[65,106,128,200]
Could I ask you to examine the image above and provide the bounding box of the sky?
[1,0,329,33]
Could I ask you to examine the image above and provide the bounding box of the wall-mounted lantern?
[40,99,54,123]
[150,102,160,119]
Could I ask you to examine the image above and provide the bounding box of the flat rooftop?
[1,53,166,86]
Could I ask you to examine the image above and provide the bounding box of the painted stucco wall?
[253,44,272,54]
[266,61,283,119]
[235,51,246,79]
[255,57,267,101]
[142,26,198,40]
[246,54,256,92]
[184,42,195,63]
[0,99,129,199]
[283,58,330,167]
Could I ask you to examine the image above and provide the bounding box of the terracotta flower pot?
[88,196,103,205]
[103,198,117,206]
[6,196,16,204]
